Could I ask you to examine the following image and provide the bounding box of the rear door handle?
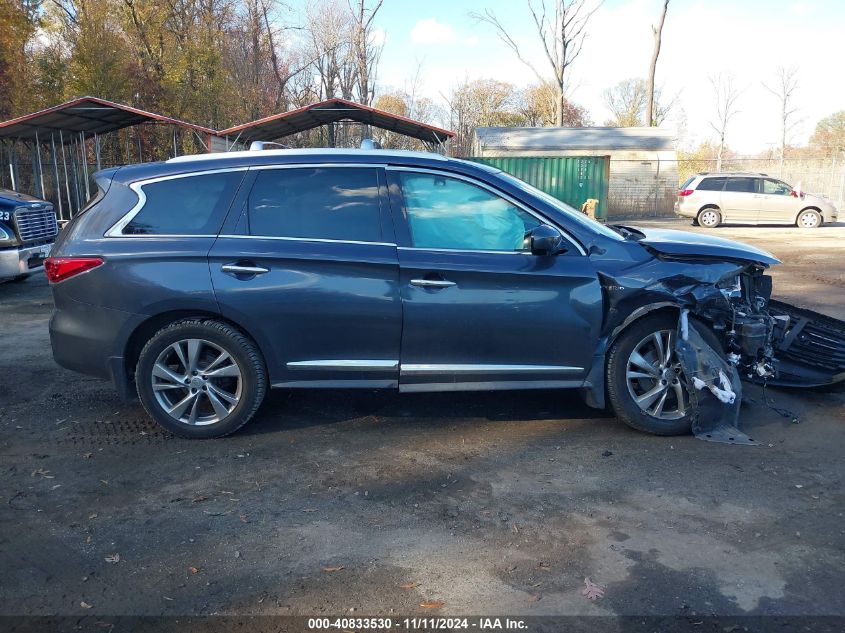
[410,278,456,289]
[221,263,270,276]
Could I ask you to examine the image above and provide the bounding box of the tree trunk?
[556,86,564,127]
[646,0,669,127]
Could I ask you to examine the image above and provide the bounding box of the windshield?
[496,172,623,241]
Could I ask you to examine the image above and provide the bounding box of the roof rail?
[249,140,291,151]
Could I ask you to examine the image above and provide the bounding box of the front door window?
[398,172,541,251]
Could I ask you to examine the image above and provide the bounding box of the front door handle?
[410,278,456,289]
[221,263,270,276]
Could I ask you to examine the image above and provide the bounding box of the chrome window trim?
[217,234,396,247]
[105,164,388,239]
[104,167,250,238]
[386,165,587,256]
[400,363,582,375]
[287,359,399,371]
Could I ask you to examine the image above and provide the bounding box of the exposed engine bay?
[594,252,845,445]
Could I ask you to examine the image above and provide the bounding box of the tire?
[9,274,29,283]
[697,207,721,228]
[135,319,267,438]
[796,209,821,229]
[606,313,724,436]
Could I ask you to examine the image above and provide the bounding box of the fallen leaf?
[82,453,93,459]
[189,566,200,574]
[527,593,541,603]
[420,600,444,609]
[104,554,120,564]
[239,514,250,523]
[89,513,98,519]
[31,468,54,479]
[582,577,605,600]
[322,566,345,573]
[163,596,174,601]
[80,601,93,609]
[192,495,208,503]
[399,582,420,589]
[302,508,317,513]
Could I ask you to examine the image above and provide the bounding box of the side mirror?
[529,224,566,256]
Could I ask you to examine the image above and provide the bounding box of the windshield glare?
[497,172,623,241]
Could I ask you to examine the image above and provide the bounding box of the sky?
[367,0,845,154]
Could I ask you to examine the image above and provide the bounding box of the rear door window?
[124,172,243,235]
[724,177,757,193]
[247,167,382,242]
[696,177,727,191]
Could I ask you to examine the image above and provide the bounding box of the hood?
[631,227,780,266]
[0,188,46,207]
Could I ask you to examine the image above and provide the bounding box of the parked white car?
[675,172,838,228]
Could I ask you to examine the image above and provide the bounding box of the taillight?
[678,189,694,197]
[44,257,104,283]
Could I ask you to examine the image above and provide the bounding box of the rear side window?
[124,172,243,235]
[247,167,381,242]
[696,177,727,191]
[724,177,757,193]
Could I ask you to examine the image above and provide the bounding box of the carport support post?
[79,132,90,200]
[8,142,17,191]
[50,134,63,221]
[59,131,73,217]
[34,132,45,198]
[94,133,101,171]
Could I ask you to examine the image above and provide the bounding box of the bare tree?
[764,66,800,176]
[471,0,602,127]
[709,72,742,171]
[603,77,674,126]
[349,0,384,106]
[645,0,669,127]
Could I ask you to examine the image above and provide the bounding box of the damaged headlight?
[717,275,742,301]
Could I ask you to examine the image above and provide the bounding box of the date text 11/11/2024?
[307,617,529,630]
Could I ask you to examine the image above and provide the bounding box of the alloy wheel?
[625,329,688,420]
[151,338,243,426]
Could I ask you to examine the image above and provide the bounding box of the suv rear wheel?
[697,207,721,228]
[136,319,267,438]
[606,313,723,436]
[796,209,821,229]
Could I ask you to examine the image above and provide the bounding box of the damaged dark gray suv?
[45,149,845,439]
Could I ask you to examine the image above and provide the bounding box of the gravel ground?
[1,221,843,623]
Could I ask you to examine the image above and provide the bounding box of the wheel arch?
[796,206,822,220]
[123,310,268,383]
[698,203,721,213]
[581,302,682,410]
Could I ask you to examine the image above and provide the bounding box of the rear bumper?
[0,242,53,279]
[49,296,141,400]
[674,202,697,219]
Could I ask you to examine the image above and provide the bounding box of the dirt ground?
[1,220,844,624]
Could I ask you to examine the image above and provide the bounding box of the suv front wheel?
[136,319,267,438]
[606,313,724,436]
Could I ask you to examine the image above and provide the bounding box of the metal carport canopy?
[217,98,455,145]
[0,96,217,141]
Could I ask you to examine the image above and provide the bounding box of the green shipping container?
[467,156,610,220]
